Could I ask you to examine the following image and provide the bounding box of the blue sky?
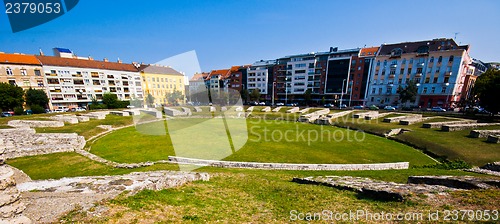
[1,0,499,74]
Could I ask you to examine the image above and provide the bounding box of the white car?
[53,109,65,113]
[276,103,284,106]
[258,102,266,106]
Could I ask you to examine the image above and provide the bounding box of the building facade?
[36,49,143,110]
[0,53,46,91]
[247,60,275,101]
[140,64,185,106]
[366,38,474,108]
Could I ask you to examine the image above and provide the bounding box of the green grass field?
[334,114,500,166]
[88,119,435,166]
[4,110,500,223]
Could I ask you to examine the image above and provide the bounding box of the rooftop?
[140,64,183,76]
[0,53,41,65]
[36,55,138,72]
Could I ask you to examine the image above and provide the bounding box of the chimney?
[117,58,122,63]
[39,48,44,56]
[88,56,93,60]
[103,58,109,62]
[330,47,338,52]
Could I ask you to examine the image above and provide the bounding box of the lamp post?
[340,79,346,107]
[285,77,289,105]
[445,82,450,109]
[272,81,276,106]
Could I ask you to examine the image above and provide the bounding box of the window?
[416,68,423,74]
[423,87,427,93]
[431,87,435,93]
[433,77,438,83]
[6,67,13,75]
[402,59,406,64]
[427,67,432,73]
[400,69,404,74]
[441,87,447,93]
[430,57,434,62]
[449,56,454,62]
[390,70,396,75]
[383,60,387,66]
[387,87,392,94]
[378,88,382,94]
[425,77,430,83]
[409,58,413,64]
[377,60,380,66]
[414,77,421,83]
[372,88,376,94]
[438,56,443,63]
[408,68,412,74]
[444,76,449,83]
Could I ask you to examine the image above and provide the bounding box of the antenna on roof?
[454,32,460,40]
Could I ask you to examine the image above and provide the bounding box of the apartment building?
[227,65,249,92]
[366,38,474,108]
[36,48,143,110]
[206,69,230,94]
[140,64,185,106]
[247,60,275,101]
[0,53,46,91]
[349,47,379,106]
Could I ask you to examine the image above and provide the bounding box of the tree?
[25,88,49,108]
[473,69,500,114]
[146,93,155,107]
[397,80,418,107]
[303,89,312,105]
[240,89,249,104]
[102,92,118,109]
[249,89,260,102]
[166,88,184,106]
[0,83,24,111]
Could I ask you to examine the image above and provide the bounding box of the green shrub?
[30,105,45,114]
[13,107,24,115]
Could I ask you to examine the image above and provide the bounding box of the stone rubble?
[469,129,500,138]
[286,107,299,113]
[7,120,64,128]
[441,123,500,132]
[0,128,85,159]
[293,176,455,201]
[422,119,476,128]
[383,114,422,123]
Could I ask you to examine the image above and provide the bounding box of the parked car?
[338,104,347,109]
[75,107,86,112]
[353,105,364,109]
[368,105,379,110]
[126,105,136,109]
[276,102,284,106]
[258,102,266,106]
[324,103,334,108]
[1,112,12,117]
[384,106,396,111]
[24,109,33,115]
[53,109,65,113]
[431,107,446,112]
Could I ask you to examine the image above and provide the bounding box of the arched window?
[6,67,13,75]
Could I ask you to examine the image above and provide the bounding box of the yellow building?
[0,52,46,91]
[140,64,185,106]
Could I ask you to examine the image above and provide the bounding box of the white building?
[247,60,275,95]
[36,48,143,110]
